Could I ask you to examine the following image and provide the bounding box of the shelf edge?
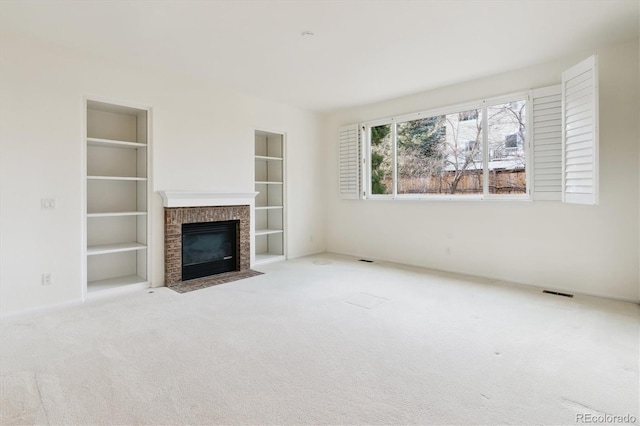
[87,211,148,217]
[87,137,147,148]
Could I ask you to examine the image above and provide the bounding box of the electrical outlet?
[41,198,56,210]
[42,273,52,285]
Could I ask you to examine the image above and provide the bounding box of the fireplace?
[182,220,239,281]
[161,192,256,287]
[160,192,257,286]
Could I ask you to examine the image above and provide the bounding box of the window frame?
[363,91,531,201]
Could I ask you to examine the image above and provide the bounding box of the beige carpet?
[1,253,638,425]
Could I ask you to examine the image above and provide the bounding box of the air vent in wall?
[543,290,574,298]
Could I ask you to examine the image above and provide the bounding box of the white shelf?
[255,206,283,210]
[255,181,283,185]
[255,228,284,236]
[87,242,147,256]
[87,211,147,217]
[87,274,148,293]
[255,155,283,161]
[87,137,146,149]
[255,253,286,264]
[87,176,147,181]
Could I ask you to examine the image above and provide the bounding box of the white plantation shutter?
[562,55,599,205]
[531,85,563,200]
[339,124,361,199]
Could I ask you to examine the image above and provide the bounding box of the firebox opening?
[182,220,239,281]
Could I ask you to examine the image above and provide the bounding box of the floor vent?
[543,290,574,298]
[358,259,374,263]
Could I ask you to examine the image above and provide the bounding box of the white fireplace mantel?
[158,191,258,208]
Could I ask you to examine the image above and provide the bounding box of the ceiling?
[1,0,638,112]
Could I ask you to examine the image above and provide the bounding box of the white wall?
[0,33,326,315]
[325,38,640,302]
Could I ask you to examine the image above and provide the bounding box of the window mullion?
[392,119,398,198]
[366,125,372,197]
[525,92,532,197]
[482,103,489,196]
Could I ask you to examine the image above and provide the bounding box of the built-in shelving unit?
[85,100,150,294]
[254,130,285,264]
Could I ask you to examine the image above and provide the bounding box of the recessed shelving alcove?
[254,130,286,264]
[84,100,151,296]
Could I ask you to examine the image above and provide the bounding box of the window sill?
[364,194,532,202]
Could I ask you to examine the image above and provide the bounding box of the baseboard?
[287,248,326,261]
[324,250,640,305]
[0,297,84,320]
[84,282,151,301]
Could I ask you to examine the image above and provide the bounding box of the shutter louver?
[339,124,361,199]
[532,85,562,200]
[562,55,599,205]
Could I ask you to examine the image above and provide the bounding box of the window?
[366,96,526,198]
[505,134,520,148]
[340,55,598,204]
[396,115,446,195]
[369,122,393,195]
[393,110,484,195]
[487,100,526,194]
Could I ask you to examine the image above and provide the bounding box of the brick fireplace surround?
[159,192,257,287]
[164,205,250,286]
